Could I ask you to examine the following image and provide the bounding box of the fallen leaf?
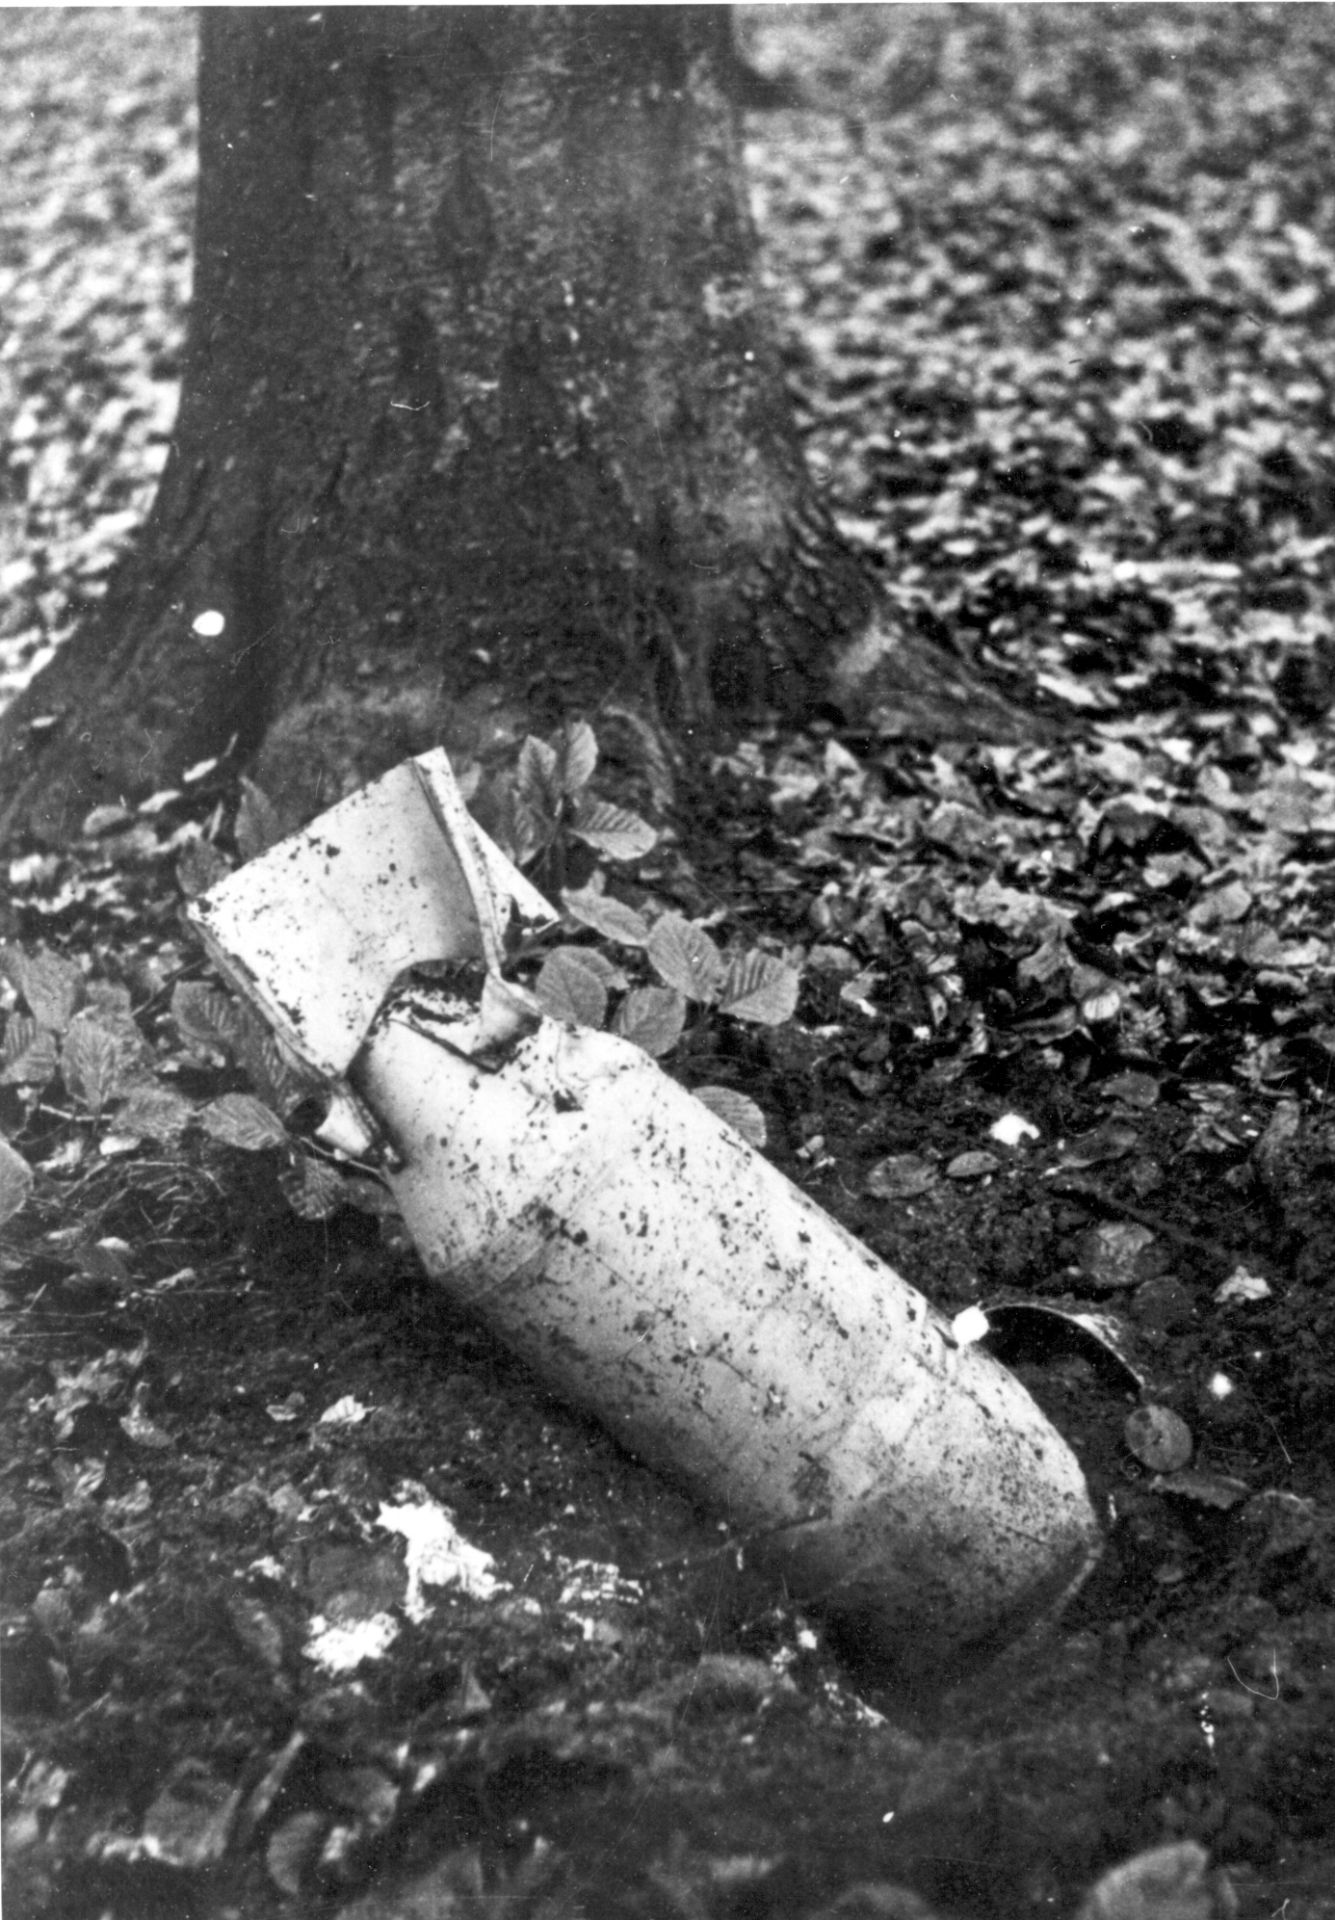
[235,775,284,861]
[320,1763,399,1834]
[1074,1839,1234,1920]
[655,1653,797,1714]
[717,948,801,1026]
[319,1395,370,1427]
[227,1592,286,1671]
[945,1150,999,1179]
[1077,1221,1160,1291]
[176,836,231,898]
[0,944,83,1031]
[1213,1267,1271,1305]
[267,1810,327,1896]
[864,1154,937,1200]
[1237,1488,1318,1558]
[61,1015,137,1113]
[120,1381,172,1449]
[304,1612,400,1674]
[1149,1470,1250,1510]
[138,1760,242,1870]
[198,1091,287,1151]
[0,1136,34,1226]
[112,1082,195,1144]
[1098,1072,1160,1110]
[1,1016,61,1087]
[1060,1124,1138,1169]
[693,1085,768,1148]
[570,795,657,861]
[279,1152,347,1220]
[377,1494,505,1618]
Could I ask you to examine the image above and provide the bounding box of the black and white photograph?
[1,6,1331,1916]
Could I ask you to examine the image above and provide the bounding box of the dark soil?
[4,9,1335,1918]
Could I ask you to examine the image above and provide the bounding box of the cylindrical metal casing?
[359,1008,1100,1677]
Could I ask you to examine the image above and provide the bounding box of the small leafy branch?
[175,721,658,894]
[0,943,345,1229]
[491,723,802,1145]
[504,719,658,893]
[1,942,159,1229]
[167,979,353,1219]
[529,900,799,1146]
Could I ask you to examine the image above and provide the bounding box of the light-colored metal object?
[192,750,1100,1680]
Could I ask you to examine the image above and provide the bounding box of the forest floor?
[3,7,1335,1918]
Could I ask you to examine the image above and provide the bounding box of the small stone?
[1125,1404,1193,1473]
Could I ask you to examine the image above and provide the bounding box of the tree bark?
[0,6,1023,846]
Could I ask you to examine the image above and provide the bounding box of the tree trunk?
[0,6,1023,846]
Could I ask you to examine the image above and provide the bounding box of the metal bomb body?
[193,751,1100,1679]
[362,1001,1098,1672]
